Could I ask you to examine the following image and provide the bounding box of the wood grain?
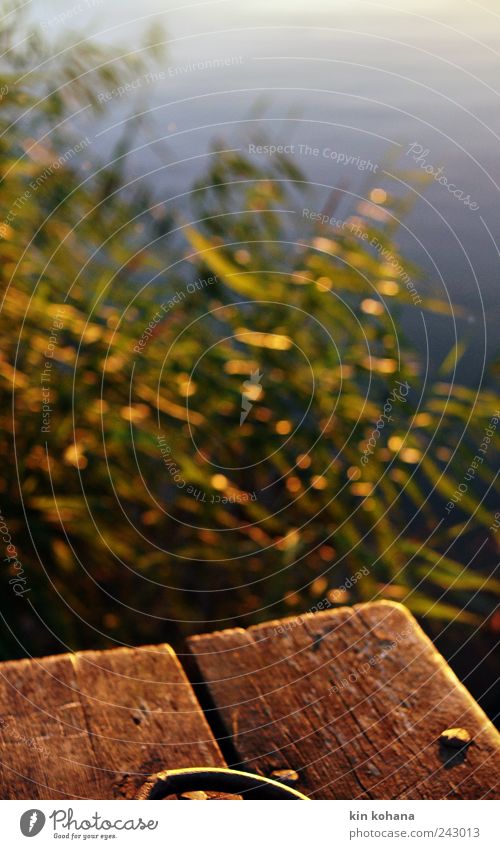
[1,603,497,800]
[0,644,225,799]
[187,601,500,799]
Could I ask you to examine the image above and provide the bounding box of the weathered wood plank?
[187,601,500,799]
[73,645,225,798]
[0,644,225,799]
[0,653,103,800]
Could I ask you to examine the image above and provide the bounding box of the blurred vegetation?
[0,7,499,660]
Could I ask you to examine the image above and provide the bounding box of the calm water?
[29,0,500,381]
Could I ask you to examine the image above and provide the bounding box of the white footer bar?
[2,798,498,849]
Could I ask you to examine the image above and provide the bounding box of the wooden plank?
[73,645,225,798]
[187,601,500,799]
[0,644,225,799]
[0,653,103,800]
